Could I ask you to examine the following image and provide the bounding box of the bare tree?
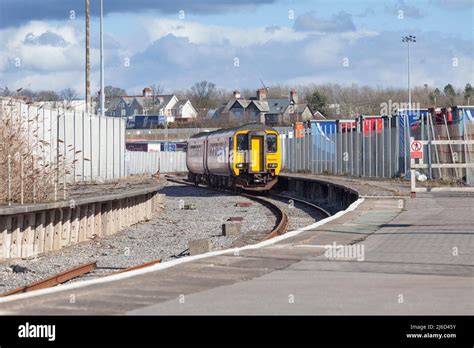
[0,86,12,97]
[151,83,164,95]
[60,88,78,110]
[189,81,218,109]
[104,85,127,98]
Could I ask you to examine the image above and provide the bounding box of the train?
[186,123,281,191]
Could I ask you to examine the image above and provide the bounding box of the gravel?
[0,179,277,292]
[230,193,324,247]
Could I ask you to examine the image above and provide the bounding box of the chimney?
[233,90,241,99]
[143,87,153,97]
[290,89,298,104]
[256,88,267,101]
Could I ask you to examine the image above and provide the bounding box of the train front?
[231,125,281,191]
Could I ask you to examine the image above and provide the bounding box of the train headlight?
[268,163,278,169]
[236,163,246,168]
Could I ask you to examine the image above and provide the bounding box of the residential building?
[105,88,197,122]
[213,88,314,126]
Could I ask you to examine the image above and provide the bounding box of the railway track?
[166,175,330,243]
[0,259,161,297]
[166,176,289,240]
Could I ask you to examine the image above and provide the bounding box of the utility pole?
[85,0,91,114]
[100,0,105,117]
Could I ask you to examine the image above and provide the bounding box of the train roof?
[190,123,277,139]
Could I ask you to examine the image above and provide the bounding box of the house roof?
[106,94,177,112]
[105,97,124,111]
[266,98,290,114]
[175,100,188,107]
[213,93,311,120]
[252,100,270,112]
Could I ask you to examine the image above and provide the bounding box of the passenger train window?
[236,134,248,151]
[267,134,277,153]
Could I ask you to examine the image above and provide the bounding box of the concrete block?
[84,204,93,239]
[222,222,241,236]
[94,203,102,237]
[61,208,71,248]
[33,212,46,255]
[157,194,166,204]
[69,209,79,245]
[0,216,12,260]
[78,206,87,242]
[53,209,62,250]
[21,214,32,258]
[44,211,54,251]
[189,238,210,256]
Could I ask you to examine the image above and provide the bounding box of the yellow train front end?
[231,126,281,191]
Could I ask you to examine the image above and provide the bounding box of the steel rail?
[269,193,332,218]
[1,258,164,297]
[0,262,97,297]
[111,259,161,275]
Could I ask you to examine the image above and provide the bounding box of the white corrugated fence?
[125,151,187,175]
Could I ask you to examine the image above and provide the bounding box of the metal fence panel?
[125,151,187,175]
[0,99,126,184]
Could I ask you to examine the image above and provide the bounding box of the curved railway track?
[165,175,331,242]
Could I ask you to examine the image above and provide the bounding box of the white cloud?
[0,20,127,93]
[145,19,309,47]
[0,16,471,95]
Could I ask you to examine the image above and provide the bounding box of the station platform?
[0,175,472,315]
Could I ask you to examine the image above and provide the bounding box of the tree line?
[1,81,472,122]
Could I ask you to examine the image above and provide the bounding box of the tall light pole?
[85,0,90,114]
[402,35,416,109]
[100,0,105,117]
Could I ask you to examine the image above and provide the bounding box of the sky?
[0,0,472,97]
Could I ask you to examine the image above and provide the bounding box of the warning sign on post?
[410,140,423,159]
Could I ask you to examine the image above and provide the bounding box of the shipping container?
[133,115,166,129]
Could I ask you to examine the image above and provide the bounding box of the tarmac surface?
[0,174,472,315]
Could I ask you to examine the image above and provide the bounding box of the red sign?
[410,140,423,159]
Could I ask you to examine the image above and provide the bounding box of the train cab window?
[236,134,248,151]
[267,134,277,153]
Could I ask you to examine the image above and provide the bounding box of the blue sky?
[0,0,472,96]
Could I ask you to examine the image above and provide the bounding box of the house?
[171,100,198,122]
[214,89,313,126]
[105,88,197,122]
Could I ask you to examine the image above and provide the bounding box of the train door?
[249,135,264,173]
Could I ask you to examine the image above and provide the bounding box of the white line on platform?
[0,198,365,304]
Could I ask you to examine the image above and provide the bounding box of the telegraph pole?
[85,0,91,114]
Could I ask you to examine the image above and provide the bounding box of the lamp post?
[85,0,90,114]
[100,0,105,117]
[402,35,416,109]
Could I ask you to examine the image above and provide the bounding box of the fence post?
[20,155,24,204]
[375,123,378,177]
[350,121,354,176]
[89,112,93,182]
[8,154,12,206]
